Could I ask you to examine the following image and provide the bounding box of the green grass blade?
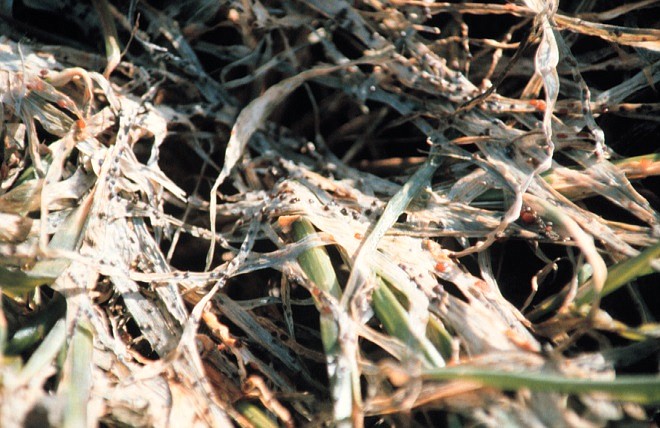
[0,267,58,297]
[235,401,279,428]
[292,218,354,426]
[426,317,454,361]
[576,241,660,306]
[16,318,66,384]
[372,279,445,367]
[62,317,94,428]
[4,292,67,355]
[423,366,660,404]
[341,154,440,305]
[292,219,342,299]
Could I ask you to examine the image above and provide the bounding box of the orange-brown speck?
[505,329,538,352]
[520,207,537,224]
[529,99,546,112]
[638,158,653,172]
[277,215,300,233]
[27,79,45,92]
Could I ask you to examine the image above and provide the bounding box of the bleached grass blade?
[90,0,121,78]
[208,49,391,269]
[524,194,607,320]
[341,150,441,312]
[208,65,346,270]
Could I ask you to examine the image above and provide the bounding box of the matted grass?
[1,0,659,426]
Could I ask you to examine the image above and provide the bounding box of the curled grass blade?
[529,242,659,322]
[524,194,607,320]
[576,241,660,306]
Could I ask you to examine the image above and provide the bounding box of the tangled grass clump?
[1,0,659,426]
